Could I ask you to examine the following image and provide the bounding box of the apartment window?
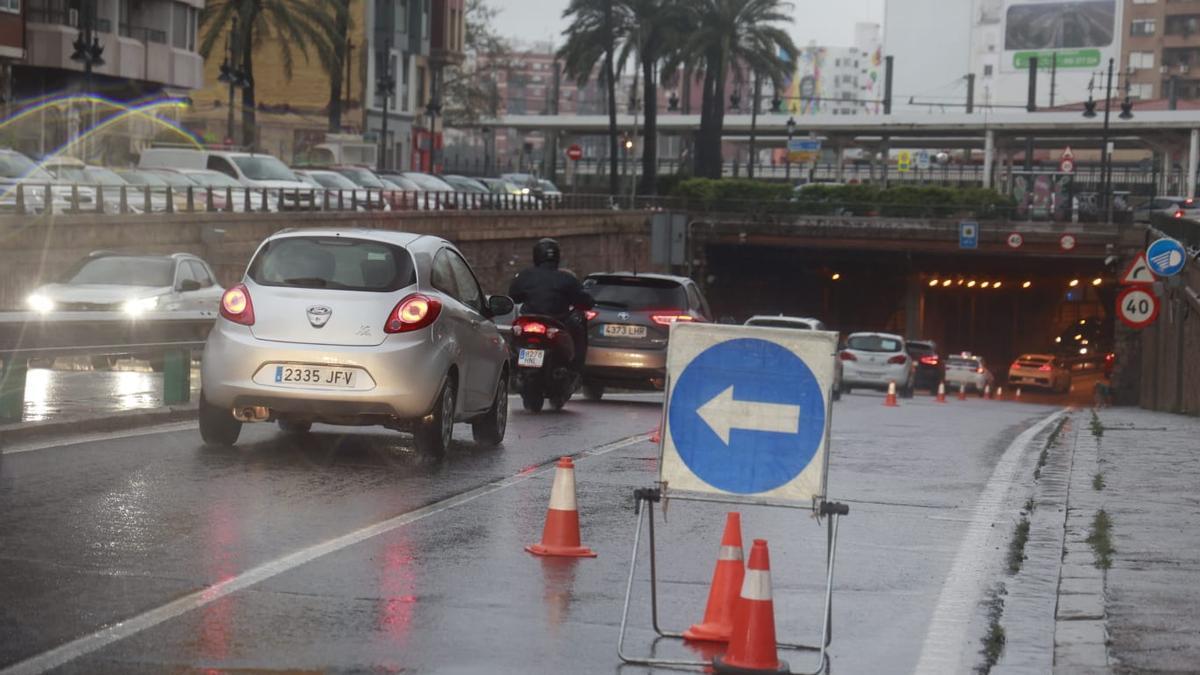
[171,2,196,50]
[423,0,430,39]
[1165,14,1200,36]
[1131,0,1155,4]
[1131,19,1156,36]
[400,53,411,112]
[1128,83,1154,99]
[0,0,18,12]
[1129,51,1156,70]
[983,64,994,76]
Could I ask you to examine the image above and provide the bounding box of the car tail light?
[651,313,696,326]
[513,317,559,337]
[1038,363,1053,371]
[1186,198,1195,208]
[1175,209,1185,219]
[220,284,255,326]
[887,354,908,365]
[584,310,598,321]
[976,367,985,374]
[839,351,857,361]
[385,293,442,333]
[919,355,939,366]
[1105,352,1116,364]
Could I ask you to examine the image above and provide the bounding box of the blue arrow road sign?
[959,221,979,249]
[1146,238,1187,277]
[666,338,826,494]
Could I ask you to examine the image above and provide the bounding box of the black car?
[906,339,945,394]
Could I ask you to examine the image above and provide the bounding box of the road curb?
[0,404,198,447]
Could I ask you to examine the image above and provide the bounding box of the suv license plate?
[518,349,545,368]
[603,324,647,338]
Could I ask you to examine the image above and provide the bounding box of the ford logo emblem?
[307,305,332,328]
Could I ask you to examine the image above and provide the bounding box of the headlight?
[520,188,531,195]
[123,296,159,315]
[27,294,55,313]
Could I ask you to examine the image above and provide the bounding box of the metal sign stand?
[616,486,849,673]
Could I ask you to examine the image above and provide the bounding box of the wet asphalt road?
[0,390,1066,674]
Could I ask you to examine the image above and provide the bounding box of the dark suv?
[580,273,712,399]
[906,339,945,394]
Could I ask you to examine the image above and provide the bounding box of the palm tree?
[613,0,689,195]
[559,0,620,197]
[326,0,352,133]
[199,0,345,148]
[669,0,798,178]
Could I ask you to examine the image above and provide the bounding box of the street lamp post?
[216,16,249,145]
[425,98,442,172]
[69,0,104,160]
[785,116,796,180]
[1082,58,1132,224]
[376,41,396,171]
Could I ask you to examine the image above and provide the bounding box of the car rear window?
[847,335,901,352]
[748,319,812,330]
[1017,356,1051,366]
[584,277,686,311]
[947,357,980,368]
[907,342,935,355]
[248,237,415,292]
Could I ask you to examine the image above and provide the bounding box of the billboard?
[1001,0,1118,72]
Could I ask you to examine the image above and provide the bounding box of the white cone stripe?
[718,545,744,561]
[740,569,773,602]
[547,466,577,511]
[887,381,896,394]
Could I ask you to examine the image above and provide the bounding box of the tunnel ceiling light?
[967,280,977,288]
[1055,336,1063,343]
[957,279,964,286]
[1092,278,1103,286]
[831,273,841,281]
[1069,279,1080,287]
[993,281,1003,289]
[1022,281,1032,289]
[1074,334,1083,340]
[929,279,939,287]
[942,279,953,287]
[980,281,990,288]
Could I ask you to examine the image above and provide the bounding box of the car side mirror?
[178,279,202,292]
[486,295,514,318]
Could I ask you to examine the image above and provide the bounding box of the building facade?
[780,24,884,117]
[1123,0,1200,103]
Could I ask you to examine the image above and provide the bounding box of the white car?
[744,315,843,400]
[1008,354,1072,393]
[26,252,224,315]
[139,148,315,210]
[838,332,915,397]
[944,353,995,395]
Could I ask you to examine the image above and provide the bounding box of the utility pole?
[1049,53,1058,107]
[1025,57,1037,172]
[69,0,104,160]
[217,16,246,144]
[747,72,760,178]
[376,40,395,170]
[883,56,894,114]
[966,73,975,113]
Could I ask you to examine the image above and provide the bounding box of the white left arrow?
[697,386,802,445]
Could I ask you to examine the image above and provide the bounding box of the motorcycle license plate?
[517,348,545,368]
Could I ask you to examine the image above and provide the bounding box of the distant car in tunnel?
[944,353,995,395]
[1008,354,1072,393]
[838,332,915,397]
[906,339,945,394]
[744,315,843,400]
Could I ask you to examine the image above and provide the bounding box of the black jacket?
[508,263,594,316]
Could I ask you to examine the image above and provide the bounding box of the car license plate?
[518,349,545,368]
[603,324,647,338]
[272,365,357,388]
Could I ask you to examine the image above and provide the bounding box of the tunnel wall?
[0,210,653,309]
[1128,259,1200,415]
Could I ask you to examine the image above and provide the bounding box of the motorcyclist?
[508,238,594,368]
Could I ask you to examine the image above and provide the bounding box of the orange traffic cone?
[984,384,992,399]
[526,457,597,558]
[884,381,899,407]
[649,425,661,444]
[996,386,1004,400]
[957,383,967,401]
[1016,387,1022,400]
[936,381,947,403]
[683,513,746,643]
[713,539,788,675]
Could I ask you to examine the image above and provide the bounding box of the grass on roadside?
[1090,410,1104,438]
[976,585,1007,674]
[1092,472,1105,491]
[1036,417,1068,481]
[1086,509,1115,570]
[1007,517,1031,574]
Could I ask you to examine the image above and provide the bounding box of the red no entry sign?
[565,144,583,161]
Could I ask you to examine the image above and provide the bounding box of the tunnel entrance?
[701,243,1116,373]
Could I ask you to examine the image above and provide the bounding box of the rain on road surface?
[1,390,1067,674]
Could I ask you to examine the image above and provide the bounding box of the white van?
[138,148,314,209]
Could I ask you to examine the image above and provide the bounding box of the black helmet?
[533,238,561,267]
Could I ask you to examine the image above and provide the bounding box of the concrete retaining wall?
[0,210,653,309]
[1134,260,1200,415]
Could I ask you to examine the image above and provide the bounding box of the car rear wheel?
[415,378,456,455]
[278,419,312,434]
[583,383,605,401]
[199,392,241,446]
[472,374,508,446]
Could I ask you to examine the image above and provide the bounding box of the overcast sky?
[492,0,887,50]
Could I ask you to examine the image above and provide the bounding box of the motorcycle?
[511,314,581,412]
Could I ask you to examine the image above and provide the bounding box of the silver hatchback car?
[199,229,514,454]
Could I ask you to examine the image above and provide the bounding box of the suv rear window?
[584,276,686,311]
[248,237,415,292]
[748,319,813,330]
[847,335,902,352]
[907,342,936,355]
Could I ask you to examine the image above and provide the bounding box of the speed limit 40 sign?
[1117,287,1160,330]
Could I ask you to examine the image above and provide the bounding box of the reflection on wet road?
[19,363,202,422]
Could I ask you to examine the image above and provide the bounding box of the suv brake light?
[385,293,442,333]
[651,313,696,326]
[919,355,939,366]
[220,284,255,326]
[839,351,857,361]
[887,354,908,365]
[584,310,598,321]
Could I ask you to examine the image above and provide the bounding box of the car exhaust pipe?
[233,406,270,422]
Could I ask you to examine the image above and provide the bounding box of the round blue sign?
[667,338,826,494]
[1146,238,1187,278]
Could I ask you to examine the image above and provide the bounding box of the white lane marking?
[2,422,198,455]
[0,433,648,675]
[912,409,1064,675]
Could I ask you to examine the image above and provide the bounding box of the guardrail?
[0,311,216,423]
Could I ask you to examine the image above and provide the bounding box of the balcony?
[27,7,112,33]
[120,23,167,45]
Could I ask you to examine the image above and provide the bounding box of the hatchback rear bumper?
[583,345,667,390]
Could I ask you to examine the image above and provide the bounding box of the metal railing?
[120,23,168,44]
[0,311,216,422]
[27,8,113,32]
